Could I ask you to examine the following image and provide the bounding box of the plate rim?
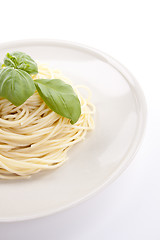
[0,39,147,222]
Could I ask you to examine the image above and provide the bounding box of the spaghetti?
[0,64,95,179]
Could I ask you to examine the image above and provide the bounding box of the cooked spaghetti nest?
[0,64,95,179]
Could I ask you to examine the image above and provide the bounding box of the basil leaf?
[0,63,5,69]
[0,67,36,106]
[4,53,17,68]
[4,51,38,75]
[34,79,81,124]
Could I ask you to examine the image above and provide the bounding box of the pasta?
[0,64,95,179]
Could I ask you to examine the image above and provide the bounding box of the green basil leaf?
[0,63,5,69]
[4,51,38,75]
[34,79,81,124]
[0,67,36,106]
[4,53,17,68]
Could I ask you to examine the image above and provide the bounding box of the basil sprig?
[4,52,38,74]
[34,79,81,124]
[0,51,81,124]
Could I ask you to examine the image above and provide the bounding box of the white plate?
[0,40,147,222]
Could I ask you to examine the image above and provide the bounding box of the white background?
[0,0,160,239]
